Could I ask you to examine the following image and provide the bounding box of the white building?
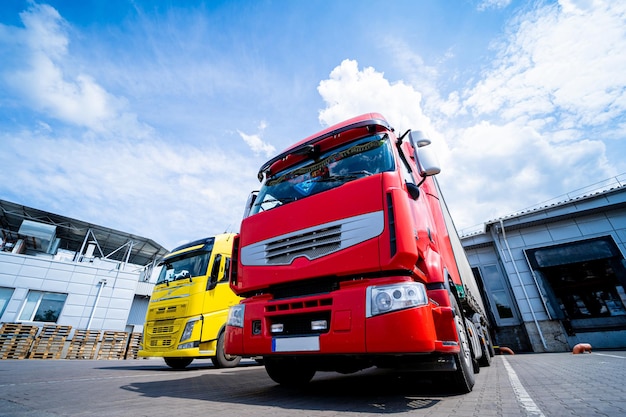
[460,179,626,352]
[0,199,168,333]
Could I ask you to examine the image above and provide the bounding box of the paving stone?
[0,351,623,416]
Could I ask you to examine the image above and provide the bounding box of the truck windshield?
[251,134,395,214]
[156,251,211,284]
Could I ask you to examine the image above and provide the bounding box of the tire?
[264,357,316,386]
[464,318,481,374]
[488,333,496,357]
[478,328,493,367]
[450,298,475,393]
[164,357,193,369]
[211,332,241,368]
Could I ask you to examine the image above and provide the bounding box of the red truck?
[225,113,493,393]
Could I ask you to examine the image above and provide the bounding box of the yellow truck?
[139,233,242,369]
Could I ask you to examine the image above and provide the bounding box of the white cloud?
[317,0,623,232]
[380,37,441,103]
[0,130,258,249]
[0,3,265,249]
[317,59,435,137]
[2,3,150,137]
[1,0,624,248]
[462,0,626,130]
[441,121,608,229]
[435,0,625,230]
[238,120,276,157]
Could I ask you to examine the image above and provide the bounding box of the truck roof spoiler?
[257,116,392,181]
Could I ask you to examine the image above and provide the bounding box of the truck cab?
[140,233,242,369]
[226,114,492,392]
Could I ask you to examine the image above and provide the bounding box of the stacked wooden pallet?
[97,331,129,360]
[125,332,143,359]
[65,329,101,360]
[28,325,73,359]
[0,326,143,360]
[0,323,39,359]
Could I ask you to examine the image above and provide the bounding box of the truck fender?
[216,324,227,341]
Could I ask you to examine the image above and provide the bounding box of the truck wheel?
[450,300,475,393]
[164,357,193,369]
[211,332,241,368]
[487,332,496,357]
[264,357,316,386]
[478,329,493,367]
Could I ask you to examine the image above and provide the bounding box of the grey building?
[460,180,626,352]
[0,200,169,333]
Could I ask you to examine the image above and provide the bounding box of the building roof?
[0,199,169,267]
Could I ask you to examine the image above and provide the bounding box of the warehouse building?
[460,179,626,352]
[0,199,168,334]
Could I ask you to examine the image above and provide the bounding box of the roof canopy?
[0,199,168,267]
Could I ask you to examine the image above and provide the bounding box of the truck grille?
[150,338,172,347]
[241,211,384,266]
[149,303,187,319]
[152,325,174,334]
[266,297,332,312]
[144,320,179,350]
[266,226,341,264]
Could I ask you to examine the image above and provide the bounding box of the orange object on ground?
[497,346,515,355]
[572,343,592,354]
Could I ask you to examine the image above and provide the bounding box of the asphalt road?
[0,351,624,416]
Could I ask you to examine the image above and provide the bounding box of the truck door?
[202,254,235,343]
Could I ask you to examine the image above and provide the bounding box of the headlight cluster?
[366,282,428,317]
[227,305,245,328]
[180,317,201,342]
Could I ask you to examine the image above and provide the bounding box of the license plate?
[272,336,320,352]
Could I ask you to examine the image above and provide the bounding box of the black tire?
[478,328,493,367]
[450,298,475,393]
[211,332,241,368]
[487,332,496,357]
[164,357,193,369]
[465,318,481,374]
[264,357,316,386]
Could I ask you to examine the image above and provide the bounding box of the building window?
[0,287,14,318]
[18,291,67,323]
[474,264,517,325]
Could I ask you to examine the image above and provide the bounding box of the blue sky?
[1,0,625,250]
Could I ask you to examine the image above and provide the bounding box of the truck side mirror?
[222,257,231,282]
[409,131,441,177]
[243,191,258,218]
[207,254,222,291]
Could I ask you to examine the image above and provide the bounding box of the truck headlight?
[180,317,200,342]
[366,282,428,317]
[227,304,245,328]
